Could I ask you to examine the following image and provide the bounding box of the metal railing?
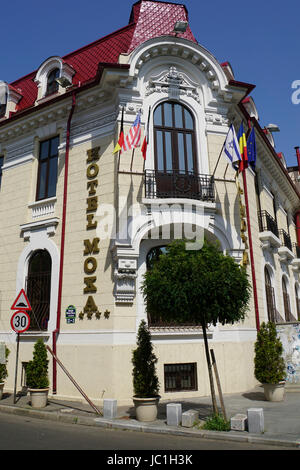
[145,169,215,202]
[258,210,279,238]
[279,229,292,252]
[293,243,300,258]
[25,272,51,331]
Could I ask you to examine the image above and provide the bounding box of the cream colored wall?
[1,109,299,405]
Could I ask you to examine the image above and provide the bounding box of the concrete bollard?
[182,409,199,428]
[247,408,264,434]
[167,403,182,426]
[230,413,248,431]
[103,399,118,419]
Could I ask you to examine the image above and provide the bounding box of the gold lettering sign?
[79,147,110,320]
[79,146,102,319]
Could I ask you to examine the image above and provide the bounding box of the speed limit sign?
[10,310,30,333]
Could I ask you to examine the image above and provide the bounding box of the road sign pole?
[13,332,20,404]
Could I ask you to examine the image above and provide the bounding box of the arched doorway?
[26,249,52,331]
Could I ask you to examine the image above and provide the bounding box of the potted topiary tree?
[132,320,160,422]
[26,338,49,408]
[0,345,10,400]
[254,321,286,402]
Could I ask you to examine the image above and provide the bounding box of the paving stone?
[167,403,182,427]
[103,399,117,419]
[230,413,247,431]
[247,408,264,434]
[182,409,199,428]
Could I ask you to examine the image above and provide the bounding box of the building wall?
[0,29,299,405]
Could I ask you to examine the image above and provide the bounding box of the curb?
[0,404,299,449]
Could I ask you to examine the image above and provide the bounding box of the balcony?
[144,169,215,202]
[292,243,300,270]
[278,229,294,262]
[293,243,300,258]
[279,229,292,252]
[258,210,281,250]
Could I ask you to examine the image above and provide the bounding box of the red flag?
[141,106,150,160]
[113,107,124,154]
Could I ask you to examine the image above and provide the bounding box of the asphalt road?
[0,411,297,456]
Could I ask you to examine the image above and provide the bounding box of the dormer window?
[0,81,22,119]
[46,68,60,96]
[0,81,8,118]
[35,57,75,102]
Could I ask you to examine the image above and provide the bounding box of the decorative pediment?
[145,66,200,103]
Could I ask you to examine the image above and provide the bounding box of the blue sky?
[2,0,300,166]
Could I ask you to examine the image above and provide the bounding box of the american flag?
[122,111,141,152]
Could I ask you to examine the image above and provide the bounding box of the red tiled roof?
[9,0,196,115]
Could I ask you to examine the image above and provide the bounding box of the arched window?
[152,102,200,199]
[154,101,196,173]
[282,277,291,322]
[295,284,300,321]
[46,68,59,96]
[26,250,52,331]
[264,267,276,323]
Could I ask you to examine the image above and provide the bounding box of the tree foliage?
[254,322,286,384]
[26,339,49,389]
[142,239,251,328]
[132,320,159,398]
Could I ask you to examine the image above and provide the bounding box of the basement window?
[164,363,197,392]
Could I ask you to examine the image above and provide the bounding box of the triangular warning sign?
[11,289,32,311]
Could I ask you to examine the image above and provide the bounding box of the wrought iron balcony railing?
[279,229,293,252]
[293,243,300,258]
[145,169,215,202]
[258,210,279,238]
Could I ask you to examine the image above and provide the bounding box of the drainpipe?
[295,211,300,247]
[52,91,76,394]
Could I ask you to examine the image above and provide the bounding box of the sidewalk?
[0,386,300,449]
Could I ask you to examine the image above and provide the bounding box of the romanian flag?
[237,123,248,172]
[113,107,124,154]
[141,106,150,160]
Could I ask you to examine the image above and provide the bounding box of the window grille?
[164,363,197,392]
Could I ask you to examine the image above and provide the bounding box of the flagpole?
[241,159,260,331]
[130,148,135,172]
[212,142,225,177]
[223,163,229,179]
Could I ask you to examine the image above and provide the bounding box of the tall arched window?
[46,68,59,96]
[282,277,291,322]
[152,101,200,199]
[26,250,52,331]
[265,267,276,323]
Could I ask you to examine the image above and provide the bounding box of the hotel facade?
[0,0,300,405]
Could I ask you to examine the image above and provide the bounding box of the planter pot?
[28,388,49,408]
[133,396,160,422]
[0,382,4,400]
[263,381,285,402]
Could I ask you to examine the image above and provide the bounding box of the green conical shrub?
[132,320,159,398]
[26,339,49,389]
[254,322,286,384]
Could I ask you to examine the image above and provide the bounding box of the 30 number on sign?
[10,310,30,333]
